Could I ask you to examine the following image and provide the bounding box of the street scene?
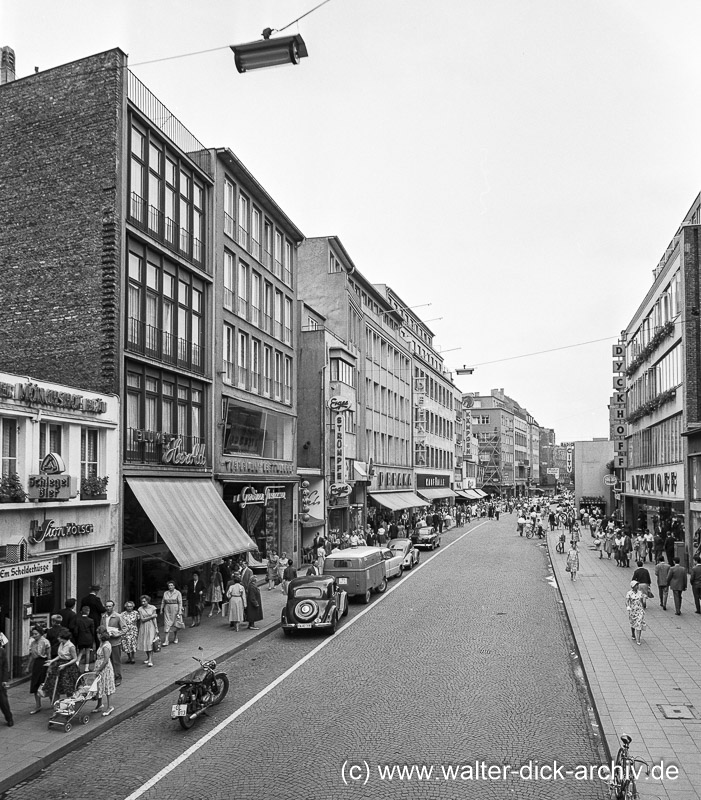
[2,2,701,799]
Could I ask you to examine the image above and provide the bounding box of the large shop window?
[222,399,293,460]
[125,364,205,465]
[126,242,205,373]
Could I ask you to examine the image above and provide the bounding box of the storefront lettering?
[29,519,94,545]
[235,485,287,507]
[161,437,207,467]
[629,472,678,495]
[222,459,293,475]
[417,474,449,488]
[10,382,107,413]
[0,559,54,583]
[328,396,353,413]
[334,413,345,484]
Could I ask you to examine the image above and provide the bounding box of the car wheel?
[377,577,388,594]
[326,613,338,635]
[398,565,404,578]
[362,589,371,604]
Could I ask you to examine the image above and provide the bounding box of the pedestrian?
[626,581,646,646]
[614,531,625,567]
[277,552,289,586]
[160,580,184,646]
[41,629,81,703]
[664,531,676,567]
[654,557,671,611]
[79,585,106,648]
[631,561,652,608]
[644,529,654,563]
[136,595,158,667]
[121,601,139,664]
[622,530,633,568]
[186,571,207,627]
[75,606,96,673]
[207,564,224,617]
[282,559,298,594]
[26,626,50,714]
[226,576,247,632]
[653,531,665,563]
[239,561,254,593]
[316,540,326,574]
[604,527,616,560]
[101,599,124,686]
[376,524,386,545]
[633,531,646,563]
[45,614,64,658]
[0,639,13,727]
[548,511,556,532]
[667,557,688,615]
[246,580,263,630]
[691,555,701,614]
[517,513,526,537]
[495,506,500,521]
[594,527,606,558]
[57,598,78,644]
[266,550,279,591]
[566,542,580,581]
[220,558,232,590]
[92,627,116,716]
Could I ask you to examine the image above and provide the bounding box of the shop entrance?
[77,549,111,604]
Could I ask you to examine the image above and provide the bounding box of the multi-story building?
[539,428,558,491]
[0,49,258,605]
[211,148,303,564]
[470,392,515,497]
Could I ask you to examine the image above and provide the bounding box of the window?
[329,251,342,273]
[330,358,356,387]
[238,261,248,318]
[223,324,235,384]
[251,339,260,393]
[193,183,204,262]
[307,317,319,331]
[251,272,261,327]
[39,423,62,460]
[284,356,292,404]
[81,429,99,480]
[224,179,235,238]
[284,240,293,286]
[251,208,261,261]
[1,418,18,478]
[284,297,292,344]
[148,141,163,235]
[165,158,177,245]
[274,352,282,399]
[238,193,250,249]
[264,221,273,270]
[274,290,283,340]
[274,231,283,278]
[238,331,248,387]
[179,169,191,254]
[130,125,146,222]
[222,399,293,459]
[264,282,273,334]
[263,345,272,395]
[224,251,235,311]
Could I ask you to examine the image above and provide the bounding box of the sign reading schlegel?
[0,559,54,583]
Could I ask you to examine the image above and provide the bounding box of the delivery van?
[323,546,387,603]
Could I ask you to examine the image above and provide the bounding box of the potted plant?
[80,475,109,500]
[0,473,28,503]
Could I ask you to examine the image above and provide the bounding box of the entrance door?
[77,550,111,604]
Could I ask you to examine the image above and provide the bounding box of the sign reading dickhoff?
[0,559,54,583]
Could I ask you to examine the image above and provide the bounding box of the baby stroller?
[48,672,99,733]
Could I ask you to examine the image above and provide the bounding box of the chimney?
[1,46,16,84]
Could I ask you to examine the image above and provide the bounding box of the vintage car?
[388,537,420,569]
[378,547,404,580]
[281,575,349,636]
[414,524,442,550]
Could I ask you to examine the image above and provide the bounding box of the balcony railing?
[125,428,207,466]
[127,318,205,374]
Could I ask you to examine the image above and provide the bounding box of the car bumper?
[281,619,335,630]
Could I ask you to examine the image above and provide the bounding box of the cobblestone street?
[3,517,607,800]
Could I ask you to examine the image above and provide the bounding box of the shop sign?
[629,471,679,496]
[609,407,626,422]
[29,519,94,545]
[612,344,625,359]
[612,423,626,440]
[328,396,353,413]
[161,437,206,467]
[27,474,77,501]
[235,485,287,508]
[0,381,106,413]
[329,482,352,498]
[417,474,449,488]
[611,391,625,406]
[613,375,625,391]
[334,413,345,484]
[222,458,293,475]
[0,559,54,583]
[547,468,560,477]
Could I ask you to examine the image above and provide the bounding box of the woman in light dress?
[93,627,116,716]
[626,580,646,646]
[207,565,224,616]
[266,551,279,591]
[121,601,139,664]
[27,626,51,714]
[160,581,183,647]
[136,595,158,667]
[226,575,247,632]
[566,542,580,581]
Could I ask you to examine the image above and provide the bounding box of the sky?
[3,0,701,442]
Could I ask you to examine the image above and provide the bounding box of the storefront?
[623,465,685,546]
[416,473,457,509]
[368,490,430,528]
[0,372,119,678]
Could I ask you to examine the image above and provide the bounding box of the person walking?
[160,581,184,646]
[100,599,124,686]
[226,576,247,632]
[316,540,326,575]
[0,640,13,727]
[57,598,78,644]
[75,606,96,673]
[26,626,50,714]
[626,581,646,646]
[517,513,526,537]
[121,601,139,664]
[613,531,625,567]
[691,555,701,614]
[277,552,289,588]
[136,595,158,667]
[207,565,224,617]
[246,580,263,630]
[644,530,654,563]
[633,532,646,564]
[186,571,207,627]
[566,542,580,581]
[282,559,298,595]
[654,557,671,610]
[41,629,81,703]
[79,585,106,649]
[667,557,688,615]
[631,561,652,608]
[266,551,279,591]
[622,530,634,568]
[664,531,677,568]
[92,627,116,716]
[604,527,616,561]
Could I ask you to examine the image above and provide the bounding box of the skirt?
[43,660,81,699]
[30,656,47,694]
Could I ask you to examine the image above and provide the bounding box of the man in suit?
[79,585,106,647]
[100,600,124,686]
[667,557,688,615]
[691,555,701,614]
[58,598,78,643]
[0,642,13,727]
[655,557,671,610]
[186,572,207,627]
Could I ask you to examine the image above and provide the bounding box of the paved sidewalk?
[0,578,289,794]
[547,528,701,800]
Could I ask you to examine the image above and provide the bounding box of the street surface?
[3,516,607,800]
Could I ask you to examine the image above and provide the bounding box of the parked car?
[415,525,441,550]
[281,575,348,636]
[378,547,404,580]
[388,537,420,570]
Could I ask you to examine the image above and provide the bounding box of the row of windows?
[368,430,411,468]
[127,243,205,374]
[414,370,454,410]
[223,325,292,405]
[129,121,205,265]
[627,344,682,414]
[415,409,454,440]
[330,358,356,388]
[365,328,411,379]
[223,252,294,345]
[626,270,681,362]
[223,178,294,288]
[365,379,411,421]
[415,445,454,470]
[627,413,683,468]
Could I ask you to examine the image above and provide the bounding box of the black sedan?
[281,575,349,636]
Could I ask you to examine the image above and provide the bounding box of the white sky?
[3,0,700,442]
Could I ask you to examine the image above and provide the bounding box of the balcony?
[127,318,205,374]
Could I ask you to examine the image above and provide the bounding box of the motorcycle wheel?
[209,673,230,706]
[177,691,196,730]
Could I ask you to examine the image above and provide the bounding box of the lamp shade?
[231,34,308,73]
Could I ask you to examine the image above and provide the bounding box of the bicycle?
[525,524,535,539]
[555,533,566,554]
[608,734,650,799]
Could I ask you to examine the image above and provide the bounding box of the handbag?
[174,614,186,630]
[152,636,162,653]
[565,564,571,572]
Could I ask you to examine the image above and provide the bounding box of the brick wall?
[0,49,125,395]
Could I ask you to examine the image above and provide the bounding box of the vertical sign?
[334,413,345,484]
[414,377,427,464]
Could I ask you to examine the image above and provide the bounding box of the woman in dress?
[121,600,139,664]
[159,581,183,647]
[41,629,81,702]
[277,552,289,589]
[614,530,625,567]
[604,527,616,560]
[27,626,50,714]
[226,575,247,632]
[626,580,646,646]
[92,627,116,716]
[266,551,279,591]
[136,595,158,667]
[207,565,224,616]
[566,542,580,582]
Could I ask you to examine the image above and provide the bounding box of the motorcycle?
[171,648,229,730]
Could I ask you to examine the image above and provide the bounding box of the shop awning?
[456,489,480,500]
[300,516,325,528]
[417,487,457,501]
[126,477,256,569]
[369,491,430,511]
[473,489,488,498]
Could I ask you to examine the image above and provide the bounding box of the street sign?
[603,475,617,487]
